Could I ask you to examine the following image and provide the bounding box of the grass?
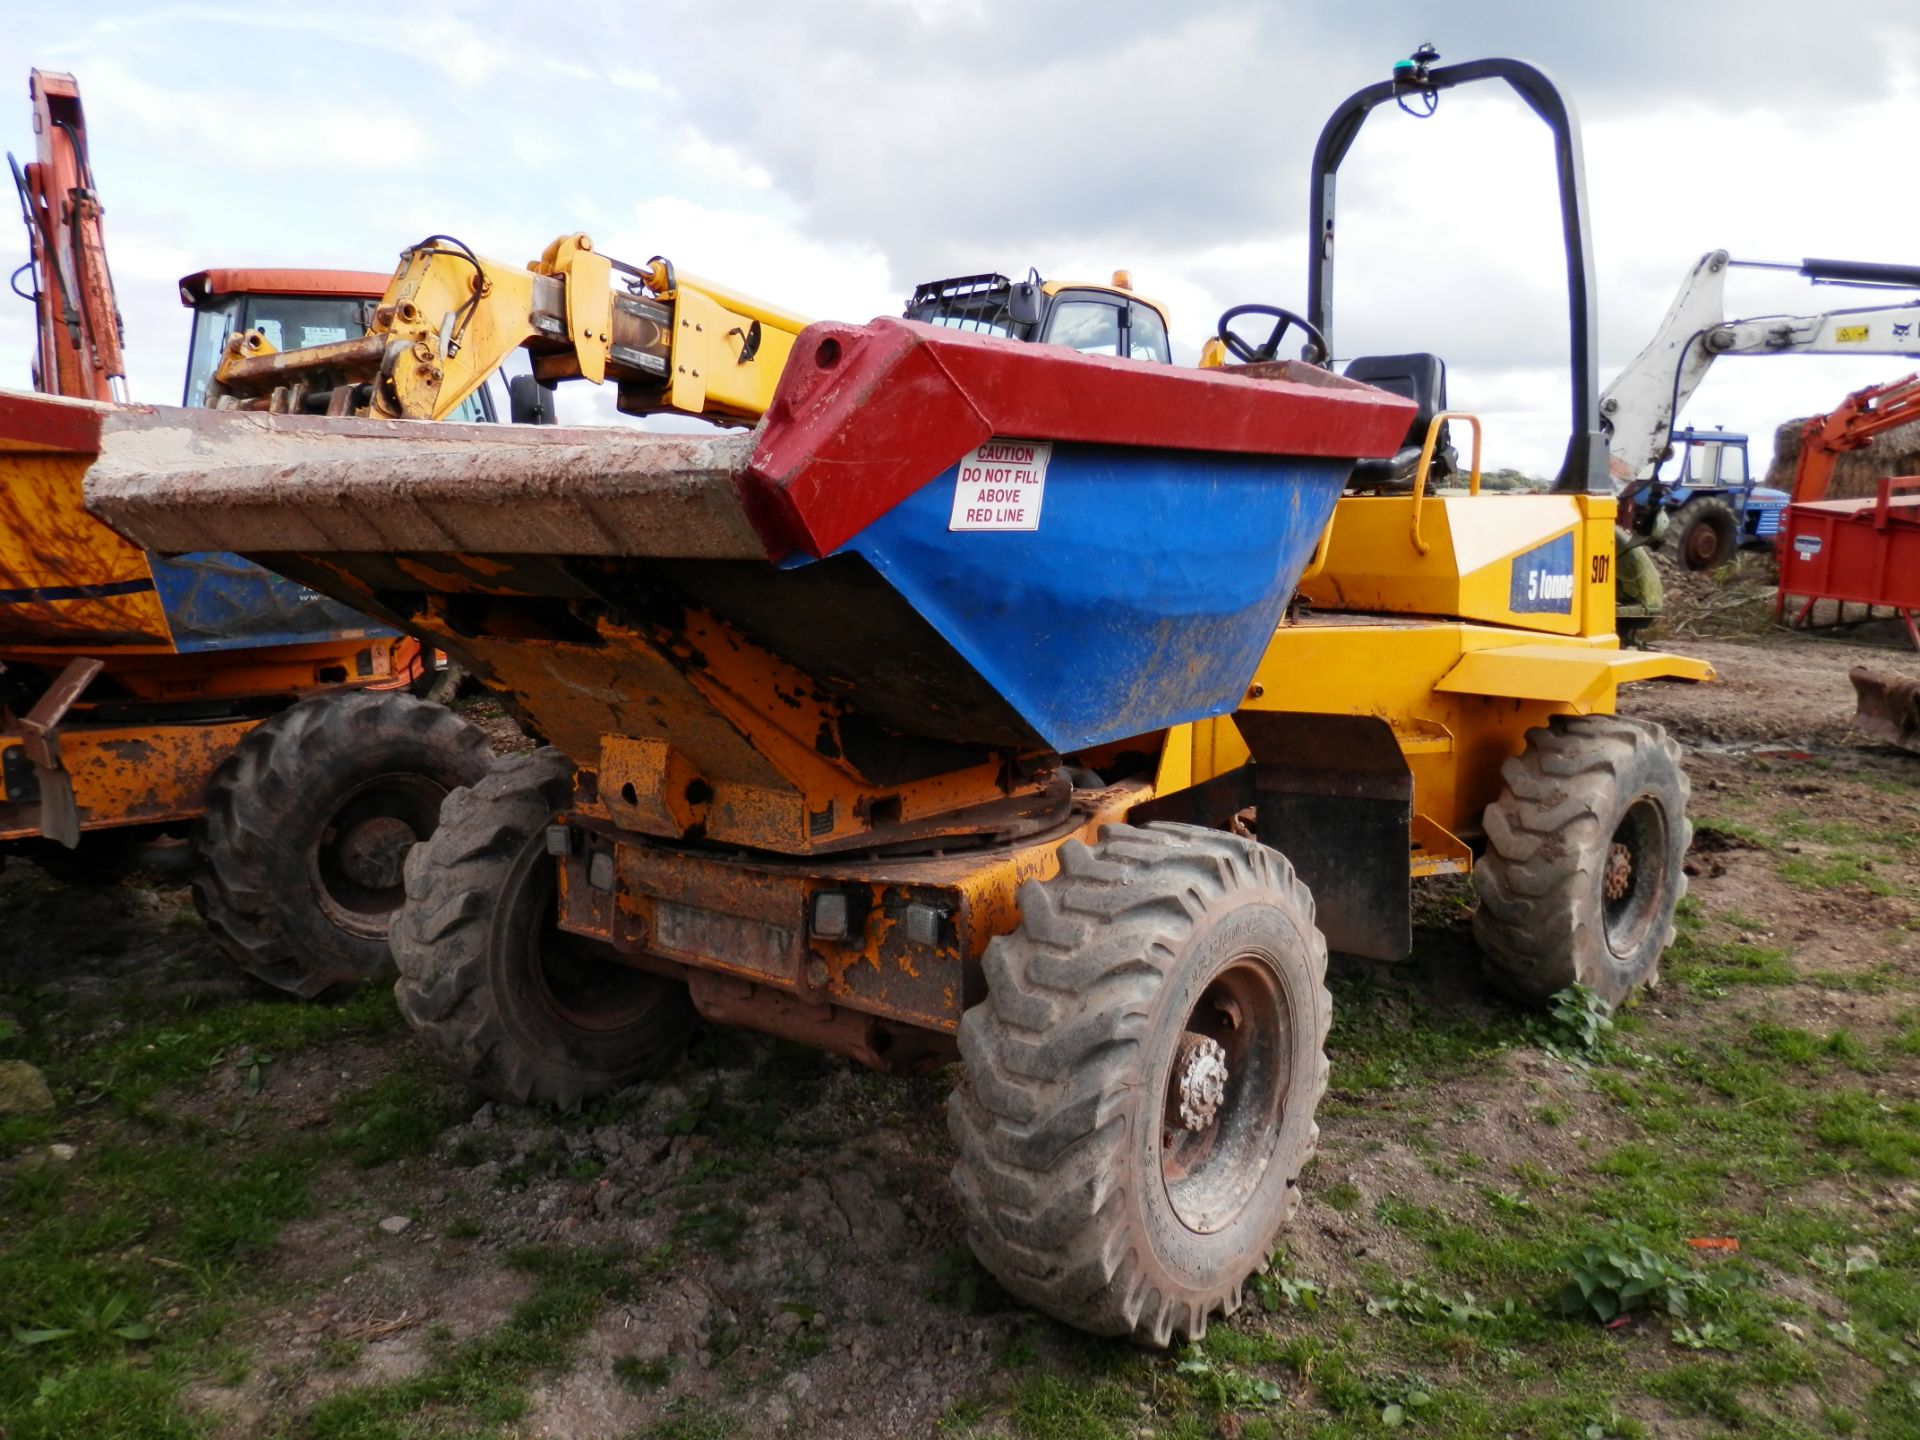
[330,1059,467,1168]
[1666,936,1798,990]
[1322,965,1527,1099]
[0,946,466,1439]
[1779,852,1899,896]
[2,751,1916,1438]
[300,1245,646,1439]
[17,984,406,1122]
[935,795,1920,1440]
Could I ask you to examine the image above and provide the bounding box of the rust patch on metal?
[552,781,1150,1041]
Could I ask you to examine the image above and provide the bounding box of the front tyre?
[949,822,1330,1345]
[1473,714,1691,1009]
[392,748,693,1108]
[194,691,493,997]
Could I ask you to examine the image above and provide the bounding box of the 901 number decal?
[1590,554,1611,584]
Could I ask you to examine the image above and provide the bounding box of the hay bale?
[1764,411,1920,501]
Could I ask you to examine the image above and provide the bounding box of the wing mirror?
[508,374,557,426]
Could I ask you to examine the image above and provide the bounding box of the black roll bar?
[1307,56,1607,495]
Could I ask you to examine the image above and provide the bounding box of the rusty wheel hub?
[335,814,420,891]
[311,772,452,937]
[1604,840,1634,902]
[1158,954,1290,1235]
[1684,523,1720,567]
[1173,1031,1229,1132]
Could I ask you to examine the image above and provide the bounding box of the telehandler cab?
[906,269,1173,364]
[84,50,1707,1344]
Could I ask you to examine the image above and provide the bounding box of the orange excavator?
[1779,372,1920,506]
[9,72,123,403]
[3,68,492,995]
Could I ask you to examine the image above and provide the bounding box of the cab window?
[1129,303,1171,363]
[182,294,372,407]
[1045,298,1122,357]
[446,387,492,423]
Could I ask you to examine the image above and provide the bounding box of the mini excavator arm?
[207,233,809,423]
[1603,250,1920,488]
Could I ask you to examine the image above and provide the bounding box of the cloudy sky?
[5,1,1919,478]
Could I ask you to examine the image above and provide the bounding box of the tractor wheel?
[1473,714,1691,1010]
[194,691,492,998]
[392,747,693,1107]
[949,822,1330,1345]
[1671,496,1740,571]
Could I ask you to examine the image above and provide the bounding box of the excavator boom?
[1786,372,1920,505]
[1603,249,1920,487]
[9,68,124,401]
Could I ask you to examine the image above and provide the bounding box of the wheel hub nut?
[1174,1032,1229,1132]
[338,815,419,890]
[1604,841,1633,902]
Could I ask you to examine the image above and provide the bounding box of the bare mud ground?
[3,647,1919,1440]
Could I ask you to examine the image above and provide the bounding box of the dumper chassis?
[86,52,1708,1344]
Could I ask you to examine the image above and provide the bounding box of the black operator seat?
[1342,352,1456,491]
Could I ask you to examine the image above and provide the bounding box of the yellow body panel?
[1162,476,1710,871]
[1435,644,1714,708]
[0,440,171,647]
[1182,617,1709,860]
[1297,491,1620,637]
[660,270,802,420]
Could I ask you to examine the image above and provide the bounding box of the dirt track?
[1626,633,1920,749]
[3,634,1918,1439]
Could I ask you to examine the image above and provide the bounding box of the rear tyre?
[949,822,1330,1345]
[1473,714,1691,1010]
[1671,496,1740,571]
[194,691,493,998]
[392,747,693,1107]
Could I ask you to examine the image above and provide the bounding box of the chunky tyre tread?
[392,747,690,1108]
[949,821,1330,1346]
[1473,714,1691,1008]
[194,690,491,998]
[1671,495,1741,572]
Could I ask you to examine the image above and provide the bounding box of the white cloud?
[608,195,897,325]
[41,54,442,174]
[5,0,1920,484]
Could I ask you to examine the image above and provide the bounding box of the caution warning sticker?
[948,440,1051,531]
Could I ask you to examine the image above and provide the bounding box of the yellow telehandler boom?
[206,232,809,424]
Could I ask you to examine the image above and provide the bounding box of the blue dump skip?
[831,441,1348,754]
[148,551,393,653]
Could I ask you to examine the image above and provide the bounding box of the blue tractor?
[1655,426,1789,571]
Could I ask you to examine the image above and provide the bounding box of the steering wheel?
[1216,303,1330,366]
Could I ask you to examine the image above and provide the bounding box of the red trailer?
[1776,476,1920,650]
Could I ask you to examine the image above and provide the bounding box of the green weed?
[1557,1228,1705,1322]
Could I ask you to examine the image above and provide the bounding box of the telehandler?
[85,51,1707,1344]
